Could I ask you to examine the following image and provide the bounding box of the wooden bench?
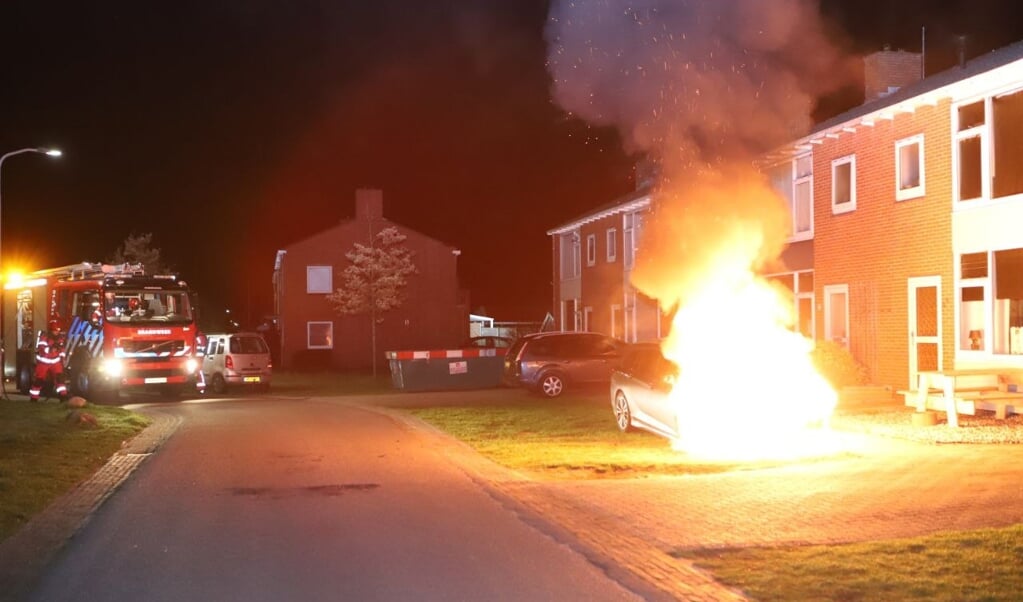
[900,388,1023,420]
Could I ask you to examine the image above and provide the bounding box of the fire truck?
[2,262,202,401]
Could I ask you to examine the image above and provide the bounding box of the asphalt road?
[25,397,643,602]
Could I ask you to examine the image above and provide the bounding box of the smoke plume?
[545,0,853,305]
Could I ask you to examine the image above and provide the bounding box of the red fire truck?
[2,262,202,401]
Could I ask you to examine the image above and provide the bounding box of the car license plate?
[145,377,168,384]
[244,376,261,383]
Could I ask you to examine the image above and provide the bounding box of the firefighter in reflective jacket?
[195,331,208,394]
[30,320,68,402]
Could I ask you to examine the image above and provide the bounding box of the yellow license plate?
[243,376,261,383]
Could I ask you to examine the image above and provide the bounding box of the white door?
[823,284,849,347]
[908,276,941,388]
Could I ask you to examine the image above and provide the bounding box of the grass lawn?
[407,391,794,478]
[0,401,150,542]
[686,526,1023,602]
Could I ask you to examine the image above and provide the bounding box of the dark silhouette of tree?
[109,232,172,275]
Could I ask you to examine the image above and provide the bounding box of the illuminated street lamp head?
[44,149,62,157]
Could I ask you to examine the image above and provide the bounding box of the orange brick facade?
[813,100,954,390]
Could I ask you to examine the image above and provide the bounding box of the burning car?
[610,343,681,440]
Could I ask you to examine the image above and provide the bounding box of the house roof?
[547,38,1023,234]
[546,186,653,235]
[765,38,1023,162]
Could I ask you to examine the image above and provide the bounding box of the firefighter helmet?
[48,319,61,332]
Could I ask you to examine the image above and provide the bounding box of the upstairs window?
[831,155,856,214]
[768,154,812,240]
[586,234,596,267]
[606,228,617,262]
[993,90,1023,199]
[895,135,925,201]
[624,212,643,269]
[560,232,581,279]
[306,266,332,294]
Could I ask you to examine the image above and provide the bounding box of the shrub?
[810,340,868,388]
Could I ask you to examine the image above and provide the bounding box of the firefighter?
[194,330,208,394]
[29,320,68,402]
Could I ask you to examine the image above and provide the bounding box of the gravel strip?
[831,406,1023,444]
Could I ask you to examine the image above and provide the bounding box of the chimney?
[354,188,383,221]
[863,47,923,101]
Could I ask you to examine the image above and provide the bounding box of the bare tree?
[109,232,172,275]
[327,227,417,377]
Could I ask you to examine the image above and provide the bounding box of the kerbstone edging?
[0,408,182,602]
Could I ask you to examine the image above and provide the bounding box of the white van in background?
[203,332,272,394]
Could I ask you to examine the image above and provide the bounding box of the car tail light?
[225,355,234,370]
[267,360,273,368]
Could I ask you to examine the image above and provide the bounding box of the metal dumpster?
[386,348,507,391]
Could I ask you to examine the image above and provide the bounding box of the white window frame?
[769,155,813,242]
[560,232,581,279]
[823,284,850,348]
[895,134,925,201]
[606,228,617,262]
[307,321,334,349]
[624,211,642,269]
[586,234,596,267]
[583,306,593,332]
[831,155,856,214]
[306,266,333,294]
[953,98,989,204]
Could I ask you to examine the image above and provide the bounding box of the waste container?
[386,348,507,391]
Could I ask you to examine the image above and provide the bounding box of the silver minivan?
[202,332,272,394]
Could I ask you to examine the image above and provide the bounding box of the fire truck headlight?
[101,359,124,377]
[185,358,199,374]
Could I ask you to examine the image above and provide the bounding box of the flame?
[661,267,838,461]
[633,167,838,461]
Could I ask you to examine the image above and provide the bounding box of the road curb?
[0,407,181,602]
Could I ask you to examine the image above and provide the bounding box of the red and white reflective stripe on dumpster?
[385,348,507,360]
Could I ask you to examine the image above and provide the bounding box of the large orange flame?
[634,166,838,460]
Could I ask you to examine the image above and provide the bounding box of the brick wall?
[813,99,954,390]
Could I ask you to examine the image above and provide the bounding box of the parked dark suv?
[502,332,628,398]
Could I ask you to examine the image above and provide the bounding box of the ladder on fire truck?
[29,262,146,281]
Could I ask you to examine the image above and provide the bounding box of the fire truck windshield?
[103,289,193,324]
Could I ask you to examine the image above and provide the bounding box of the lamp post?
[0,147,62,272]
[0,147,61,395]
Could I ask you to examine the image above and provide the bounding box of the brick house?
[552,40,1023,393]
[273,189,467,370]
[547,161,670,341]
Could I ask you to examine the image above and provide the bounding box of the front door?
[908,276,941,388]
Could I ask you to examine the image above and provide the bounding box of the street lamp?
[0,147,62,272]
[0,147,61,395]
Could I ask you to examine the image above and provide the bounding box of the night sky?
[2,1,1022,330]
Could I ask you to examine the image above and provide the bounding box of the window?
[958,249,1023,355]
[993,90,1023,199]
[766,270,814,339]
[624,212,643,269]
[306,266,332,294]
[896,135,925,200]
[606,228,617,262]
[768,154,812,240]
[586,234,596,267]
[956,101,985,202]
[831,155,856,214]
[823,284,849,347]
[307,321,333,349]
[560,232,581,279]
